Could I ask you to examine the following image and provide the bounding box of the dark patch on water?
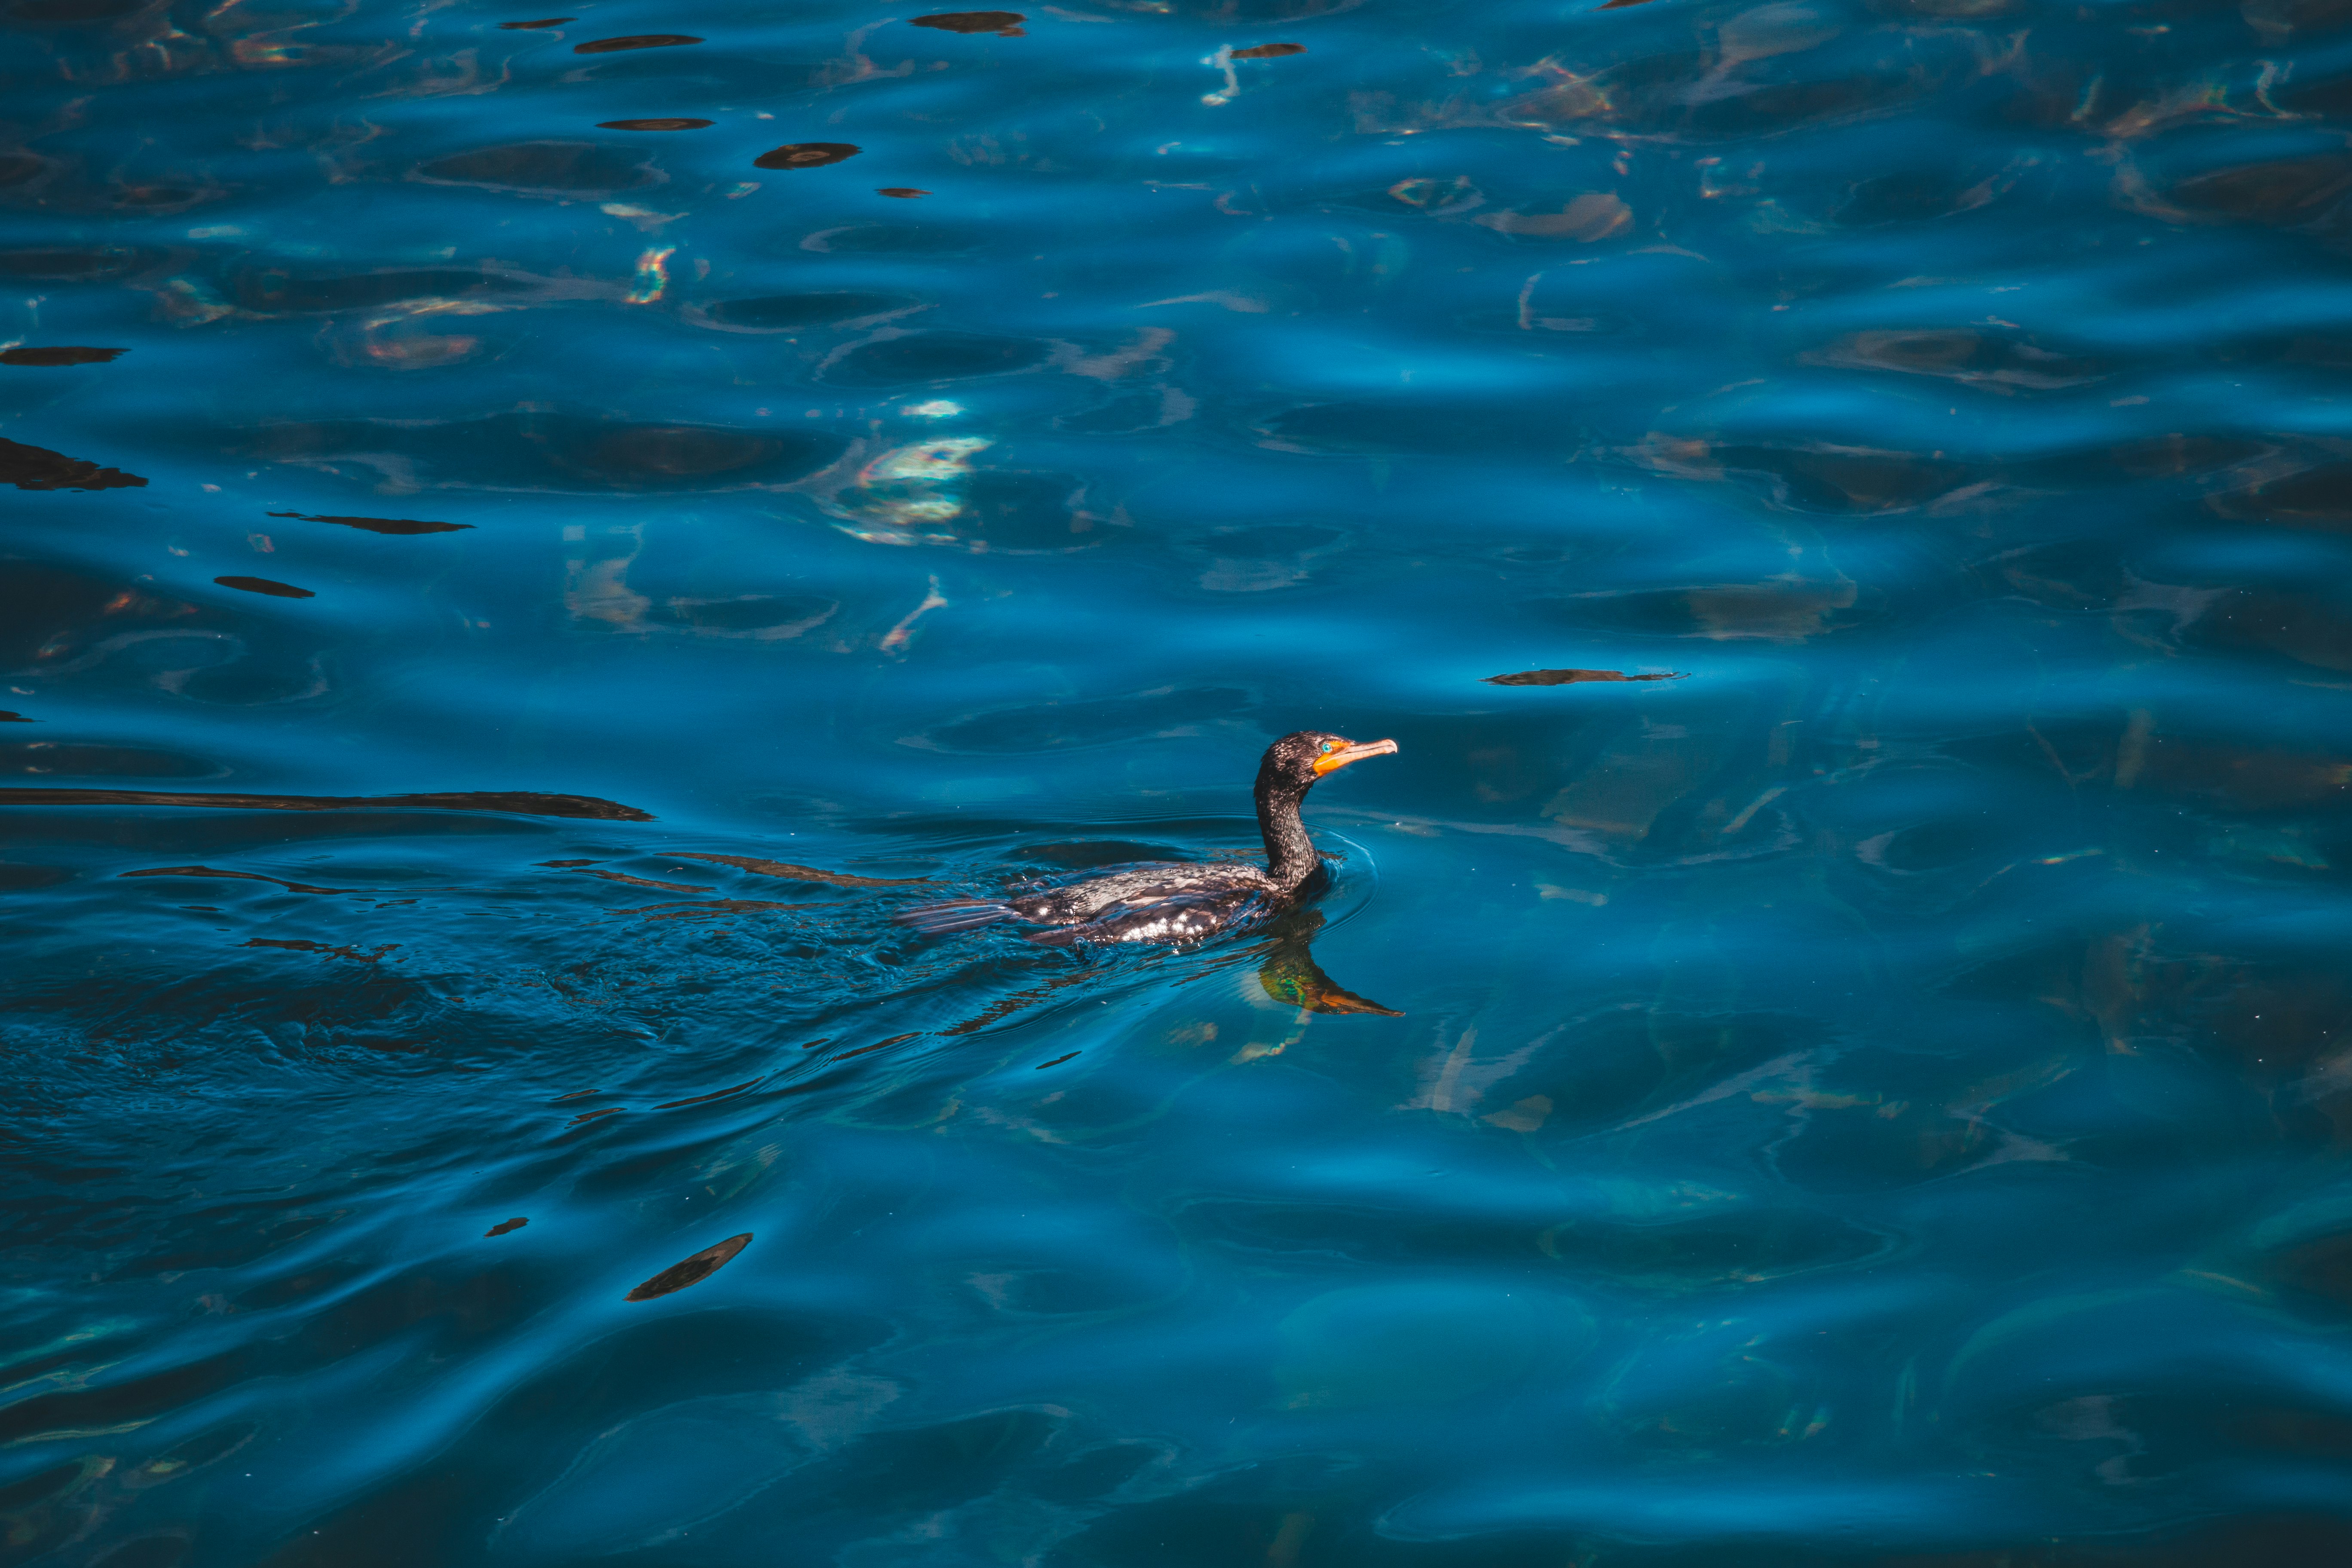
[484,1217,527,1236]
[876,187,930,198]
[411,143,662,197]
[596,117,712,131]
[573,33,701,53]
[237,413,847,493]
[1484,668,1686,685]
[0,246,148,281]
[265,511,473,535]
[123,865,355,894]
[1232,42,1305,57]
[625,1233,750,1300]
[499,16,571,27]
[213,576,315,600]
[1,346,123,366]
[0,436,145,491]
[911,10,1026,35]
[754,142,861,170]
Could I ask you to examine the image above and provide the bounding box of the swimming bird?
[895,730,1398,946]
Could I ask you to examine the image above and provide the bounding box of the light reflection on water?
[8,0,2352,1562]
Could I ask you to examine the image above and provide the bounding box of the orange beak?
[1311,737,1399,777]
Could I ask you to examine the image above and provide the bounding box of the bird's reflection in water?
[1246,907,1402,1017]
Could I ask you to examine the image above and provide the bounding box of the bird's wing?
[1025,882,1271,946]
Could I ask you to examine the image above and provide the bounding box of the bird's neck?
[1256,784,1318,891]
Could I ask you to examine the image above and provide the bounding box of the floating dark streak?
[1232,42,1305,57]
[755,142,861,170]
[0,788,653,820]
[499,16,572,27]
[911,10,1026,35]
[557,866,707,893]
[265,511,472,536]
[597,118,714,131]
[674,851,931,888]
[1598,0,1659,8]
[0,436,146,492]
[0,346,125,367]
[836,1033,922,1061]
[653,1078,763,1110]
[1483,668,1688,685]
[877,187,930,198]
[244,937,395,962]
[484,1217,528,1236]
[124,865,355,894]
[574,33,701,52]
[215,575,315,600]
[625,1233,751,1301]
[413,141,660,197]
[0,712,30,723]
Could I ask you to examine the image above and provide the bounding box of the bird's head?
[1257,730,1400,798]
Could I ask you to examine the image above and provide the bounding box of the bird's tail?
[893,898,1022,935]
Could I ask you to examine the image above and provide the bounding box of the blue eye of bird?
[1319,742,1334,753]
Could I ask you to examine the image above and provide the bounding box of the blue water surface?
[8,0,2352,1562]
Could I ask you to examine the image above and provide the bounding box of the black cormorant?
[895,730,1398,946]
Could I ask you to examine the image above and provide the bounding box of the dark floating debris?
[0,788,653,820]
[755,142,861,170]
[0,346,126,367]
[499,16,573,26]
[626,1233,751,1302]
[265,510,472,536]
[1231,42,1305,57]
[1035,1051,1080,1069]
[877,187,931,198]
[674,851,931,888]
[573,33,701,52]
[413,141,659,197]
[124,864,355,894]
[215,575,315,600]
[0,436,146,492]
[485,1217,528,1236]
[912,10,1026,35]
[599,118,714,131]
[539,858,599,867]
[1483,668,1688,686]
[557,866,707,893]
[653,1077,762,1110]
[244,937,395,962]
[836,1033,922,1061]
[0,712,30,723]
[1598,0,1659,8]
